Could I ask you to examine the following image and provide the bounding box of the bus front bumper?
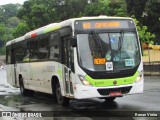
[73,81,143,99]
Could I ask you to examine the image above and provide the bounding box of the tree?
[7,17,20,28]
[126,0,147,19]
[133,17,155,44]
[12,21,30,38]
[84,1,109,16]
[55,0,88,20]
[107,0,127,16]
[18,0,91,29]
[0,4,21,55]
[18,0,57,30]
[144,0,160,41]
[126,0,160,44]
[0,24,7,55]
[0,4,21,23]
[84,0,127,16]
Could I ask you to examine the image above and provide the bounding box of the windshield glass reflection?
[77,32,140,71]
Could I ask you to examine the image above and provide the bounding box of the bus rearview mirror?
[71,37,77,47]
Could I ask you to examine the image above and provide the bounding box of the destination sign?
[94,58,106,65]
[75,19,135,31]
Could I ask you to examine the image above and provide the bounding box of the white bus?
[6,16,143,106]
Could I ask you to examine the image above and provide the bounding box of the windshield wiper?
[91,31,104,57]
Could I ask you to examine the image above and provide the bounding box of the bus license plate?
[109,91,122,97]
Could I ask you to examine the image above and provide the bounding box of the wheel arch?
[18,74,23,87]
[51,75,60,95]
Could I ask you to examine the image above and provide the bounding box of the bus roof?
[6,16,132,46]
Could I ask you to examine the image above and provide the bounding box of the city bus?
[6,16,143,106]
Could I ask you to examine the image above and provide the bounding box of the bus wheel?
[19,77,28,96]
[19,77,34,96]
[104,97,116,102]
[56,82,69,106]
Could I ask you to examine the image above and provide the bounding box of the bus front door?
[63,37,74,96]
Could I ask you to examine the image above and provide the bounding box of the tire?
[19,77,34,96]
[55,82,69,106]
[104,97,116,102]
[19,77,28,96]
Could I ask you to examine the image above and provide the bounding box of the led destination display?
[75,19,135,31]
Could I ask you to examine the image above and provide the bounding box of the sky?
[0,0,28,5]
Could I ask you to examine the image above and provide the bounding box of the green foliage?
[0,4,21,23]
[107,0,127,16]
[84,1,108,16]
[7,17,20,28]
[0,23,13,43]
[12,22,30,38]
[0,0,159,52]
[18,0,54,30]
[133,17,155,44]
[18,0,89,30]
[144,0,160,37]
[84,0,127,16]
[0,24,5,38]
[0,46,6,55]
[0,24,7,55]
[0,4,21,55]
[126,0,147,19]
[126,0,160,43]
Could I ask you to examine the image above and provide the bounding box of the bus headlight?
[135,71,143,83]
[78,74,91,86]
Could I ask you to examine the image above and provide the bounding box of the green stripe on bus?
[44,25,61,33]
[85,72,138,87]
[57,69,62,81]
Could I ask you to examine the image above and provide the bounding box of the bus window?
[38,36,49,60]
[22,41,30,62]
[16,42,25,63]
[49,33,60,61]
[11,48,16,64]
[6,46,11,64]
[30,39,38,61]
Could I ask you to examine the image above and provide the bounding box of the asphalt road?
[0,69,160,120]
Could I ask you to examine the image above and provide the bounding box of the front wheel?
[104,97,116,102]
[56,82,70,106]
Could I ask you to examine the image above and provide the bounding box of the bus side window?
[11,48,16,64]
[22,41,30,62]
[38,35,49,60]
[49,33,60,61]
[16,42,25,63]
[30,39,39,61]
[6,46,11,64]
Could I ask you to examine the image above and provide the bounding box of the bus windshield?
[77,32,141,71]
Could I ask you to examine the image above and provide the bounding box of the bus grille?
[97,86,132,96]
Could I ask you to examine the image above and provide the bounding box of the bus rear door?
[10,48,17,87]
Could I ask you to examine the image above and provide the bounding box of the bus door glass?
[11,47,17,86]
[6,46,12,85]
[62,36,74,96]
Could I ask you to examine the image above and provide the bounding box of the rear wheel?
[56,82,69,106]
[104,97,116,102]
[19,77,28,96]
[19,77,34,96]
